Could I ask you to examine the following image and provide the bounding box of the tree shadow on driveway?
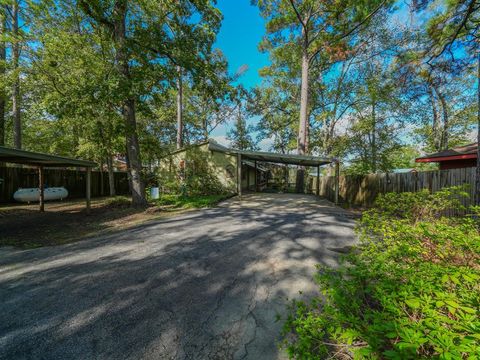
[0,194,357,360]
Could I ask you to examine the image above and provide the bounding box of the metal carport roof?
[236,149,334,167]
[208,140,336,166]
[0,146,97,167]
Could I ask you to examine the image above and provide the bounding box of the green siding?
[158,143,238,193]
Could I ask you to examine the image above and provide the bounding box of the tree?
[176,65,183,149]
[252,85,297,154]
[11,0,20,149]
[416,0,480,202]
[227,94,258,151]
[76,0,222,206]
[0,3,6,146]
[26,5,124,195]
[339,60,407,174]
[255,0,392,192]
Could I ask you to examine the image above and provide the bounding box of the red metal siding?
[439,158,477,170]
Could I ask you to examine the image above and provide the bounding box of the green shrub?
[282,187,480,359]
[158,148,230,196]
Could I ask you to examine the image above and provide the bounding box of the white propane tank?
[13,187,69,202]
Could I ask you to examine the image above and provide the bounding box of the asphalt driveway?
[0,193,357,360]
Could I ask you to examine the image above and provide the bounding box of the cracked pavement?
[0,193,357,359]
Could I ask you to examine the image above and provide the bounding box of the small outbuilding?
[159,139,339,202]
[415,143,477,170]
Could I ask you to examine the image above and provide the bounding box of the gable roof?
[0,146,97,167]
[416,143,477,163]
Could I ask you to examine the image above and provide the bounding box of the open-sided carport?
[0,146,96,212]
[234,149,340,203]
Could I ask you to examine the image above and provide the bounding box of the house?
[158,139,269,193]
[158,139,337,197]
[415,143,477,170]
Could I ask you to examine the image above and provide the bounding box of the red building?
[415,143,477,170]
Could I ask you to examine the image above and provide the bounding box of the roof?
[416,143,477,163]
[165,139,336,167]
[0,146,97,167]
[208,140,335,166]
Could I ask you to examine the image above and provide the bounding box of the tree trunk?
[295,47,309,193]
[107,155,116,196]
[176,65,183,149]
[100,161,104,196]
[203,116,209,141]
[371,99,377,173]
[0,5,6,146]
[113,0,146,206]
[125,144,133,194]
[475,50,480,205]
[12,0,21,149]
[428,86,441,151]
[434,86,449,150]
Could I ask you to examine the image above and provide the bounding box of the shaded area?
[0,198,158,247]
[0,193,357,359]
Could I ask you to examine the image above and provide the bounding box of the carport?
[234,149,339,203]
[0,146,97,212]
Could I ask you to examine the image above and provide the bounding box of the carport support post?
[86,167,91,212]
[38,166,44,212]
[237,153,242,198]
[254,160,258,192]
[334,161,340,205]
[316,165,320,196]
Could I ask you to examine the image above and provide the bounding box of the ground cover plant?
[153,194,229,209]
[282,187,480,359]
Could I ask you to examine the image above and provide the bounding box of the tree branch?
[309,0,387,63]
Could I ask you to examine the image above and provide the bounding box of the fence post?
[39,166,44,212]
[237,153,242,198]
[86,167,91,213]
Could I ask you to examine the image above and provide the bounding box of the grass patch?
[104,195,132,208]
[153,194,230,209]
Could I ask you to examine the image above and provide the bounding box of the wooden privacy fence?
[313,167,476,207]
[0,166,130,203]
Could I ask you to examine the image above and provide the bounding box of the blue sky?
[209,0,270,147]
[215,0,269,89]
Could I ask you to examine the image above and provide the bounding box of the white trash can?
[150,187,160,200]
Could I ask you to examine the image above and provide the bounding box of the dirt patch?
[0,198,190,248]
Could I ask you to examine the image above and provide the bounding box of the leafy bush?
[158,148,230,196]
[282,187,480,359]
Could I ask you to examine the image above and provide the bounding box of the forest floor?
[0,195,228,248]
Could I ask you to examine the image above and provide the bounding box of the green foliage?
[158,148,231,196]
[227,95,258,151]
[153,194,228,209]
[282,187,480,359]
[370,186,469,221]
[104,196,132,208]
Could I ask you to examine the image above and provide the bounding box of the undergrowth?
[282,186,480,359]
[153,194,229,209]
